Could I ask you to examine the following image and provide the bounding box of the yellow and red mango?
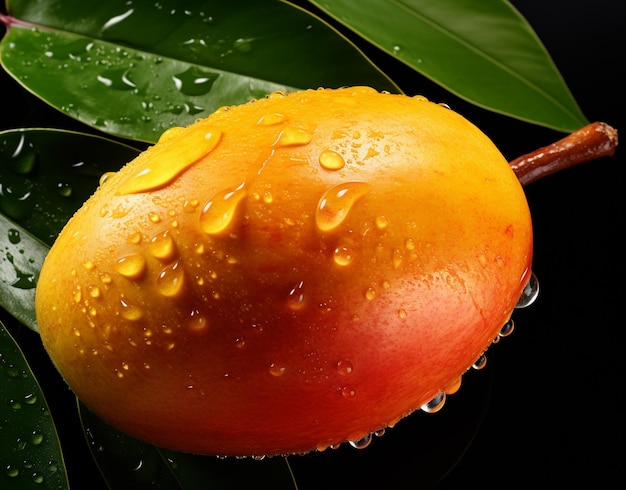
[36,87,533,456]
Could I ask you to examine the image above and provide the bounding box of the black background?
[1,1,623,488]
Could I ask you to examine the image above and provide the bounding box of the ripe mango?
[36,87,533,456]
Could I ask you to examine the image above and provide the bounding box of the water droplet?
[172,66,219,96]
[148,212,161,223]
[188,310,208,332]
[115,253,147,280]
[99,172,116,186]
[349,433,372,449]
[269,363,286,377]
[116,121,222,195]
[499,319,514,338]
[158,126,185,143]
[97,68,137,90]
[88,285,101,299]
[257,112,286,126]
[7,133,37,175]
[5,465,19,477]
[397,308,407,319]
[233,37,253,53]
[148,230,177,261]
[156,260,185,297]
[32,472,44,484]
[472,354,487,370]
[420,391,446,413]
[56,181,73,197]
[375,216,388,230]
[319,149,345,170]
[24,393,37,405]
[286,280,306,311]
[273,126,312,147]
[31,430,44,445]
[120,299,144,321]
[444,376,462,395]
[336,359,353,376]
[7,228,20,244]
[333,243,354,266]
[199,182,247,236]
[340,386,356,398]
[516,272,539,308]
[315,182,370,232]
[101,8,135,33]
[365,287,376,301]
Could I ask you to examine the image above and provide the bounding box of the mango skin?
[36,87,532,456]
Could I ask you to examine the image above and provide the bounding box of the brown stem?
[509,122,618,186]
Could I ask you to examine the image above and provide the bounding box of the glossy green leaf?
[0,320,69,489]
[79,402,298,490]
[309,0,589,132]
[1,0,398,142]
[0,128,140,331]
[0,214,45,332]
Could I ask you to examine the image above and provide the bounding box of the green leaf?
[309,0,589,132]
[1,0,399,142]
[0,128,140,331]
[0,129,140,245]
[0,214,45,332]
[79,402,298,490]
[0,320,69,489]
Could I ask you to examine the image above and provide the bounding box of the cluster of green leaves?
[0,0,588,488]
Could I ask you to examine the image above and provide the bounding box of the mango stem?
[509,122,618,186]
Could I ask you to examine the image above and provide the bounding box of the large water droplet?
[116,121,222,195]
[286,280,306,311]
[7,228,20,244]
[101,8,135,33]
[156,260,185,298]
[257,112,286,126]
[319,149,345,170]
[199,182,247,236]
[336,359,353,376]
[188,310,208,332]
[498,319,514,338]
[97,68,137,91]
[172,66,219,96]
[115,253,147,280]
[333,243,354,266]
[148,230,177,261]
[315,182,370,232]
[119,298,143,322]
[273,127,312,147]
[349,433,372,449]
[7,133,37,175]
[269,363,286,377]
[420,391,446,413]
[515,272,539,308]
[472,354,487,370]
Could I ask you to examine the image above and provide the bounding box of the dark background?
[1,1,623,488]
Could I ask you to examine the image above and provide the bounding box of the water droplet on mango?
[315,182,370,232]
[199,183,247,236]
[273,127,312,147]
[286,280,306,311]
[319,149,345,170]
[156,260,185,298]
[115,253,147,280]
[257,112,286,126]
[116,121,222,195]
[148,230,177,261]
[333,243,354,266]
